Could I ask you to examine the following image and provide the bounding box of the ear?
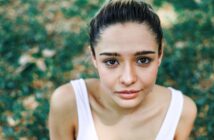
[158,47,164,67]
[92,55,97,68]
[89,46,97,68]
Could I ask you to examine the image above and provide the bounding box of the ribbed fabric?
[70,79,184,140]
[155,87,184,140]
[70,79,99,140]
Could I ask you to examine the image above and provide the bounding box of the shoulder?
[49,78,98,113]
[175,94,197,139]
[48,82,78,139]
[49,82,77,127]
[50,82,76,114]
[180,95,197,127]
[180,95,197,129]
[182,95,197,121]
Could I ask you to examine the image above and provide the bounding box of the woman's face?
[92,22,163,109]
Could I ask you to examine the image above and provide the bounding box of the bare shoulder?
[182,95,197,121]
[50,78,98,111]
[175,94,197,139]
[48,82,77,140]
[50,83,76,114]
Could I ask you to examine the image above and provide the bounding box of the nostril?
[119,64,137,86]
[121,80,135,86]
[120,73,137,86]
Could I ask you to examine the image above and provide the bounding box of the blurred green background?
[0,0,213,139]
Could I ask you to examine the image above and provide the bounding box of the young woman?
[48,0,197,140]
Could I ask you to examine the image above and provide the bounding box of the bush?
[0,0,213,139]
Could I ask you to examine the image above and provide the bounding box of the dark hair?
[89,0,163,56]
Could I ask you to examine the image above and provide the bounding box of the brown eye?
[137,57,152,65]
[103,59,119,67]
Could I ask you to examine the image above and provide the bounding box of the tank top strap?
[70,79,99,140]
[156,87,184,140]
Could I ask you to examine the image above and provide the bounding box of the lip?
[115,89,141,94]
[114,89,141,100]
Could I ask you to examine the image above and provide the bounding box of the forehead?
[96,22,158,53]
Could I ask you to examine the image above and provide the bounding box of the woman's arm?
[48,84,77,140]
[175,95,197,140]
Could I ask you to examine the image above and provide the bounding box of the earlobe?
[89,46,97,68]
[92,55,97,68]
[158,49,164,67]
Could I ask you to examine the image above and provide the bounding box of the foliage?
[0,0,213,139]
[154,0,214,139]
[0,0,104,139]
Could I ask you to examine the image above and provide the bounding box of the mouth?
[114,89,141,99]
[115,90,141,94]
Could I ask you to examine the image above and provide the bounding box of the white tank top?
[70,79,184,140]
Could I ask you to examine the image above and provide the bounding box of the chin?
[114,98,144,110]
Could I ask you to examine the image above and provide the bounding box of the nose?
[119,63,137,86]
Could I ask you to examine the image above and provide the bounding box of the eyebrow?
[99,51,156,56]
[135,51,156,56]
[99,52,119,56]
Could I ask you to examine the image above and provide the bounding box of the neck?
[98,83,157,117]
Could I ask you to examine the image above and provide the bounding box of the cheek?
[140,64,159,84]
[96,66,117,88]
[150,64,159,76]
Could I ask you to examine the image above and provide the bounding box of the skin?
[48,22,197,140]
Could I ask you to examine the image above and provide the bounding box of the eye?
[103,58,119,67]
[136,57,152,65]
